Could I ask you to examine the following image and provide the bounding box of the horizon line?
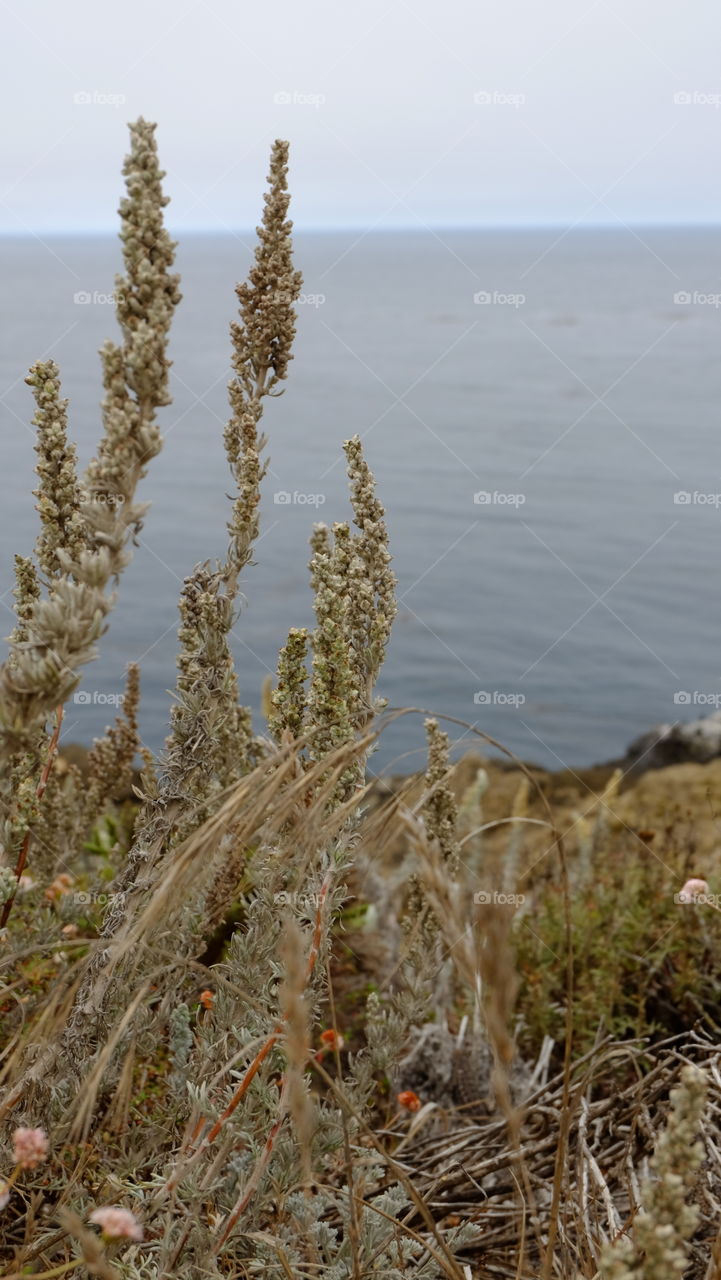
[1,219,720,237]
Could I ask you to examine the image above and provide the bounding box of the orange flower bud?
[397,1090,422,1112]
[320,1028,344,1050]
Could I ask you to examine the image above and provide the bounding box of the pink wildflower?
[678,878,710,904]
[12,1127,48,1169]
[90,1206,143,1241]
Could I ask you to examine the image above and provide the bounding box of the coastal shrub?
[0,119,719,1279]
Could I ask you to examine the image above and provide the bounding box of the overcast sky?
[2,0,720,231]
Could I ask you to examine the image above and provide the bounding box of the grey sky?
[2,0,720,231]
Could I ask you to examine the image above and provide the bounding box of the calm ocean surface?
[2,228,721,776]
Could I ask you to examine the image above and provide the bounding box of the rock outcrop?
[624,711,721,772]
